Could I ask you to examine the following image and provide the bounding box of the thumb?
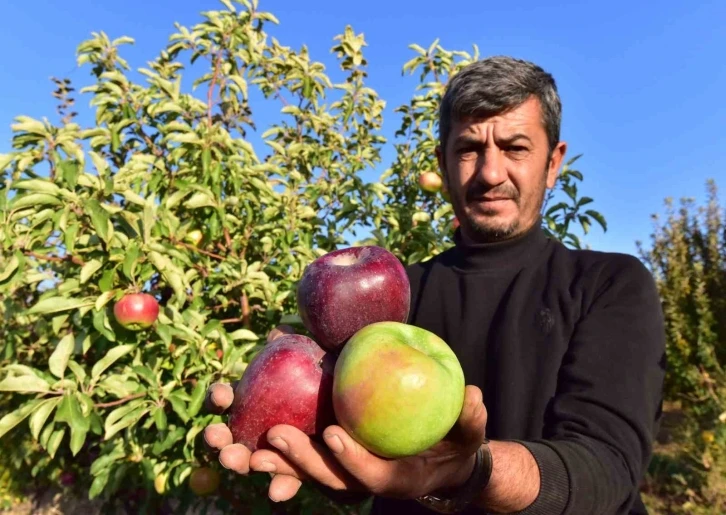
[448,385,487,453]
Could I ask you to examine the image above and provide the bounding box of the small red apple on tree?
[113,293,160,331]
[188,467,220,496]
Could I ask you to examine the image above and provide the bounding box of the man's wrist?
[416,442,493,513]
[437,450,478,494]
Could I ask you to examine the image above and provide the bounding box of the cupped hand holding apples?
[202,245,488,502]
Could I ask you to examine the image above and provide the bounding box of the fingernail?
[270,437,289,452]
[325,434,344,454]
[256,460,276,472]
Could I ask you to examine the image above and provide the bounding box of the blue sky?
[1,0,724,256]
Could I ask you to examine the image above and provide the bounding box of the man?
[202,56,666,514]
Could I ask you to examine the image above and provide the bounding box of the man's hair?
[439,56,562,154]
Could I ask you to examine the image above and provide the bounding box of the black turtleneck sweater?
[371,223,666,515]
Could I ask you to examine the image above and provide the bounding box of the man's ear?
[546,141,567,189]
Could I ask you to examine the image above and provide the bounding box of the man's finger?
[219,443,251,475]
[264,425,359,492]
[321,426,398,496]
[268,474,303,503]
[249,448,308,480]
[204,383,235,415]
[204,423,233,451]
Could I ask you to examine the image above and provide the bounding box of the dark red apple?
[296,246,410,353]
[113,293,159,330]
[59,470,76,486]
[188,467,220,496]
[227,334,336,452]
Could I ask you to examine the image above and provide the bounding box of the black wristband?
[415,439,493,514]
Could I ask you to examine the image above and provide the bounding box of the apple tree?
[0,0,606,511]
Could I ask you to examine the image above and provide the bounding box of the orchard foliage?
[0,0,604,510]
[638,180,726,513]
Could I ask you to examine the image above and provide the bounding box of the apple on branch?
[418,171,443,193]
[296,246,411,353]
[113,293,159,331]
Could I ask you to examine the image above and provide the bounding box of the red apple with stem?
[113,293,159,330]
[296,245,410,353]
[226,334,336,452]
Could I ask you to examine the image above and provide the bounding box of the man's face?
[436,96,567,242]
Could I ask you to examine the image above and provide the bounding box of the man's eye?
[507,146,527,152]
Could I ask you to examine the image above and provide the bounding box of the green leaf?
[93,307,116,342]
[122,241,140,280]
[99,267,115,292]
[228,328,259,341]
[104,403,149,440]
[148,251,186,303]
[80,259,104,284]
[55,394,91,455]
[202,147,212,174]
[172,353,188,382]
[0,399,42,438]
[85,199,110,243]
[0,374,50,393]
[184,192,217,209]
[64,223,80,253]
[0,254,20,283]
[95,291,116,311]
[29,397,62,441]
[70,425,89,456]
[49,333,75,379]
[152,427,186,455]
[143,200,155,244]
[577,196,594,207]
[585,210,608,232]
[14,179,61,195]
[60,160,79,189]
[91,344,135,380]
[166,394,189,423]
[88,472,109,499]
[187,377,209,418]
[27,296,95,315]
[11,193,62,210]
[51,314,69,335]
[67,360,87,384]
[152,406,168,430]
[46,427,66,459]
[156,324,172,346]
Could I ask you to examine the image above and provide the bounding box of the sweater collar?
[450,219,550,271]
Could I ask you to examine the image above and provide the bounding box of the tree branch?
[208,50,223,127]
[95,393,145,409]
[25,251,84,266]
[172,238,226,260]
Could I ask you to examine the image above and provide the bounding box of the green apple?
[332,321,465,458]
[185,229,204,247]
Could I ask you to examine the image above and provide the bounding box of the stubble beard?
[461,165,548,244]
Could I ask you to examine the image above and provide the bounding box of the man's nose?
[475,146,506,186]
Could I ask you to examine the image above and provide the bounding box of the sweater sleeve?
[513,255,666,515]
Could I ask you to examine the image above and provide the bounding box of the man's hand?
[203,325,488,503]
